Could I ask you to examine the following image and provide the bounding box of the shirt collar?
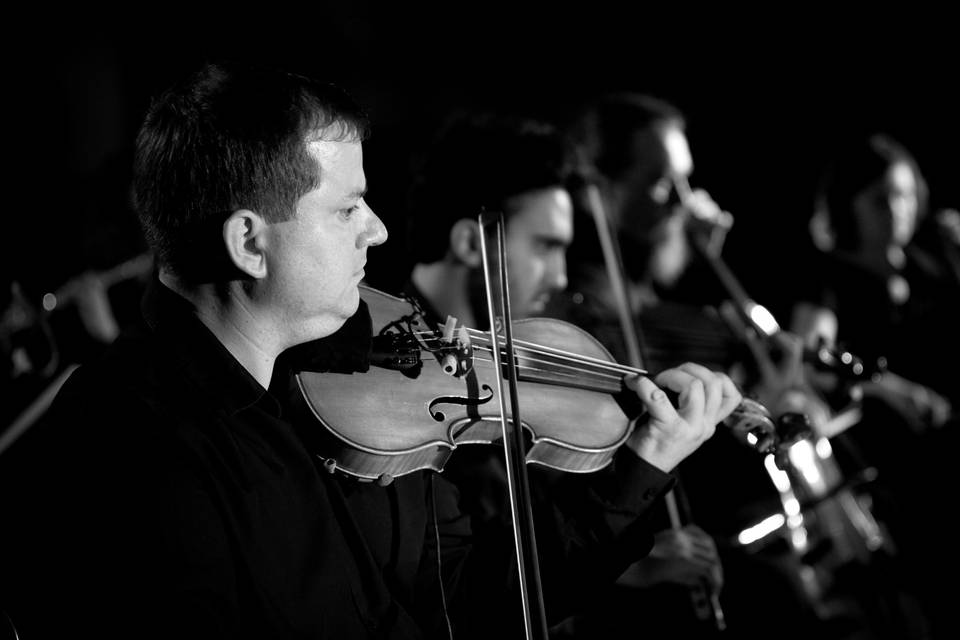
[141,277,282,418]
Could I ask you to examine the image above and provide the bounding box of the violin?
[295,284,781,483]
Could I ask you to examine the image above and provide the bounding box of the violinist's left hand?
[861,371,953,432]
[624,363,742,472]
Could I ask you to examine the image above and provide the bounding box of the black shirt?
[3,280,673,639]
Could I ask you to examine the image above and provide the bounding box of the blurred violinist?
[557,95,749,639]
[791,132,959,639]
[546,92,913,638]
[795,133,955,429]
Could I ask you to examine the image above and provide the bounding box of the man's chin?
[343,287,362,314]
[308,298,361,342]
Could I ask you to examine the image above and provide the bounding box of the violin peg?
[442,316,457,342]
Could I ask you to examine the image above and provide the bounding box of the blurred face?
[264,137,388,346]
[503,187,573,319]
[853,160,920,251]
[618,123,694,286]
[887,162,920,245]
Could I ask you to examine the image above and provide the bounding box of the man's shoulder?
[56,325,181,407]
[46,324,219,455]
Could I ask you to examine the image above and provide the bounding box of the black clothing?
[805,246,960,407]
[543,269,832,639]
[397,281,679,637]
[2,280,673,639]
[797,246,960,640]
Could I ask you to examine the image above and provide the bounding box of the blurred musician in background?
[548,92,933,639]
[792,132,959,639]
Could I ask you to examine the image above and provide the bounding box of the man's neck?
[410,261,477,327]
[159,273,279,389]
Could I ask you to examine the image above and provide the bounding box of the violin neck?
[515,366,622,395]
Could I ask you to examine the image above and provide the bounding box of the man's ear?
[449,218,482,267]
[223,209,270,279]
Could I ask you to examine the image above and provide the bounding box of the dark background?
[2,11,958,634]
[7,8,960,324]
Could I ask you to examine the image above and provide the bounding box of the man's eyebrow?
[345,186,368,200]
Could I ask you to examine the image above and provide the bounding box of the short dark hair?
[406,111,583,265]
[570,92,685,183]
[815,133,929,251]
[133,61,369,283]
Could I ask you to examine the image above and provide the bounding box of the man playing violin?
[1,64,739,639]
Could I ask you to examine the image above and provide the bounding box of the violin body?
[296,285,633,481]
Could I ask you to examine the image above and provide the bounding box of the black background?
[8,7,959,322]
[3,10,958,634]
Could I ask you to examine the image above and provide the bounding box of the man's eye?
[341,205,360,218]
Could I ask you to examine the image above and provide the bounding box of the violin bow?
[477,211,550,640]
[582,183,727,631]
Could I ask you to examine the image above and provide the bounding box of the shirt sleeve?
[531,447,675,618]
[430,446,676,637]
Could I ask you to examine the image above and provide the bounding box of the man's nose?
[547,252,568,293]
[359,205,389,248]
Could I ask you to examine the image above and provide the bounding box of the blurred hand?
[617,524,723,592]
[721,301,834,432]
[624,363,741,472]
[862,371,953,433]
[682,188,733,257]
[757,330,833,430]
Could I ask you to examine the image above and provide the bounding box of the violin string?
[412,332,726,375]
[406,333,762,415]
[472,341,643,379]
[424,342,762,415]
[468,348,624,383]
[463,329,643,375]
[419,336,637,382]
[467,329,732,356]
[412,330,645,378]
[407,327,626,380]
[468,352,624,392]
[493,347,627,384]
